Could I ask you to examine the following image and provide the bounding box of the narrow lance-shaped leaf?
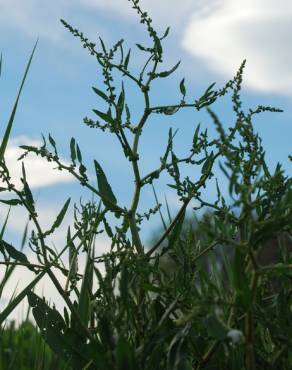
[124,49,131,69]
[70,137,76,165]
[160,26,170,40]
[168,208,185,250]
[204,314,228,340]
[117,82,125,119]
[92,86,109,103]
[192,123,201,150]
[53,198,71,230]
[78,251,93,327]
[156,60,181,78]
[67,227,78,283]
[99,37,107,54]
[44,198,71,236]
[231,247,251,308]
[262,157,271,179]
[0,240,35,272]
[125,104,131,123]
[76,144,82,163]
[162,128,177,164]
[0,199,22,206]
[0,40,38,162]
[0,207,11,240]
[179,78,186,97]
[202,152,214,174]
[22,162,35,212]
[103,217,113,238]
[202,82,216,98]
[93,109,115,125]
[94,160,118,210]
[171,152,180,180]
[154,36,162,55]
[48,133,56,148]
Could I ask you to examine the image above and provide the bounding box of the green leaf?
[44,198,71,236]
[53,198,71,229]
[204,314,228,340]
[70,137,76,164]
[231,247,251,308]
[23,182,35,211]
[124,49,131,69]
[22,162,35,211]
[99,37,107,54]
[92,86,109,102]
[161,128,175,164]
[202,82,216,97]
[179,78,186,96]
[136,43,144,51]
[94,160,118,210]
[116,336,137,370]
[192,123,201,150]
[0,40,38,162]
[161,27,170,40]
[168,209,185,249]
[93,109,115,125]
[167,325,191,370]
[29,291,106,366]
[0,240,30,265]
[262,158,271,179]
[156,60,181,78]
[0,199,22,206]
[172,152,180,179]
[117,83,125,119]
[202,152,214,174]
[103,217,113,237]
[76,144,82,163]
[154,36,162,55]
[67,227,78,282]
[78,253,93,327]
[48,133,56,148]
[0,207,11,240]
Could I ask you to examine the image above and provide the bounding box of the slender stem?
[149,102,196,112]
[0,261,83,278]
[146,197,190,257]
[128,92,151,254]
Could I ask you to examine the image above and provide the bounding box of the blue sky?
[0,0,291,321]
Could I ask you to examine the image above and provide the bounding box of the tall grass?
[0,1,292,369]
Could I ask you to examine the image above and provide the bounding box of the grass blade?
[0,40,38,161]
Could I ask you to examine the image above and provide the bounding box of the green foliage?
[0,0,292,369]
[0,320,67,370]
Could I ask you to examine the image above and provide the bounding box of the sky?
[0,0,291,322]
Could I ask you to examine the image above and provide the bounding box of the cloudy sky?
[0,0,291,321]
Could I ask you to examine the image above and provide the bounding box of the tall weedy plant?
[1,1,292,369]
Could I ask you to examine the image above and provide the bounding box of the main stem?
[128,91,150,255]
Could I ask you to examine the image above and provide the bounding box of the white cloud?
[182,0,292,95]
[2,0,292,96]
[0,0,203,44]
[80,0,197,31]
[0,0,69,43]
[1,136,73,189]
